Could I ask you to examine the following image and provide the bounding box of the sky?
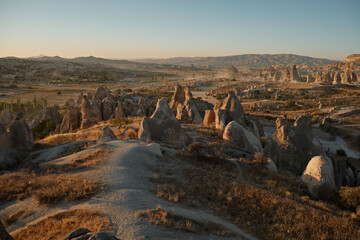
[0,0,359,60]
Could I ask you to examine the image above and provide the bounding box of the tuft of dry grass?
[123,128,138,140]
[137,206,234,237]
[2,209,33,226]
[37,129,101,147]
[156,183,185,203]
[252,152,267,164]
[12,209,111,240]
[0,172,102,205]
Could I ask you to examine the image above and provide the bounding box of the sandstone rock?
[9,114,33,150]
[223,121,262,154]
[214,108,227,130]
[138,99,182,144]
[272,115,322,174]
[114,102,125,118]
[333,72,341,86]
[94,85,115,102]
[306,74,314,83]
[301,156,336,199]
[0,109,12,129]
[102,100,115,120]
[290,65,302,82]
[60,107,81,133]
[322,71,332,84]
[97,126,118,143]
[42,106,62,126]
[217,91,246,128]
[80,95,102,129]
[319,117,336,134]
[0,220,13,240]
[64,228,91,240]
[203,109,215,125]
[64,228,119,240]
[169,84,202,123]
[194,98,213,117]
[227,65,239,75]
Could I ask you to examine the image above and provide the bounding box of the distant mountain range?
[134,54,337,69]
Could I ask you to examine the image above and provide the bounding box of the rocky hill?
[322,54,360,71]
[135,54,337,69]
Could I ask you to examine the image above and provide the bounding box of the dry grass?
[137,206,234,237]
[0,172,102,205]
[37,129,101,146]
[12,209,111,240]
[123,128,138,140]
[2,209,33,226]
[252,151,268,164]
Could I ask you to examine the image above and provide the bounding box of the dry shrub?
[137,207,233,236]
[0,172,102,205]
[253,152,267,164]
[37,129,101,147]
[12,209,110,240]
[123,128,138,140]
[185,142,226,165]
[183,166,360,240]
[260,136,268,147]
[2,209,33,226]
[156,184,185,203]
[339,187,360,210]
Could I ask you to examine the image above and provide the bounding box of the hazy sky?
[0,0,359,60]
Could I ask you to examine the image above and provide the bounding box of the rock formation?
[315,71,322,82]
[9,113,33,150]
[223,121,262,154]
[203,109,215,125]
[80,95,102,129]
[64,228,120,240]
[138,99,182,144]
[290,65,302,82]
[273,71,280,81]
[60,107,81,133]
[301,155,336,199]
[272,115,322,174]
[306,74,314,83]
[280,68,290,81]
[0,109,12,129]
[341,70,352,84]
[97,126,118,143]
[169,84,202,123]
[42,106,62,126]
[322,71,332,84]
[227,65,239,75]
[332,72,341,86]
[215,91,246,130]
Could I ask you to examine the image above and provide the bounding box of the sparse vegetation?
[0,172,102,205]
[12,209,111,240]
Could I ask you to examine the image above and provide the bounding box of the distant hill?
[322,54,360,71]
[134,54,337,69]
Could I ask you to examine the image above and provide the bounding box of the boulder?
[194,98,214,117]
[60,107,81,133]
[301,156,336,199]
[0,221,13,240]
[64,228,119,240]
[272,115,322,174]
[169,84,202,123]
[42,106,62,126]
[138,99,182,144]
[203,109,215,125]
[214,108,227,130]
[29,116,40,129]
[97,126,118,143]
[0,109,12,129]
[223,121,262,154]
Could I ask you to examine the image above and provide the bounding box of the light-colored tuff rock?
[203,109,215,125]
[80,95,102,129]
[215,91,246,130]
[114,102,126,118]
[273,71,280,81]
[60,107,81,133]
[333,72,341,85]
[42,106,62,126]
[94,85,115,102]
[341,70,352,84]
[97,126,118,143]
[227,65,239,75]
[0,109,12,129]
[9,114,33,150]
[306,74,314,83]
[280,68,290,81]
[272,115,322,174]
[0,221,13,240]
[169,84,202,123]
[223,121,262,154]
[290,65,302,82]
[315,71,322,82]
[138,99,182,144]
[194,98,214,118]
[322,71,332,84]
[301,155,336,199]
